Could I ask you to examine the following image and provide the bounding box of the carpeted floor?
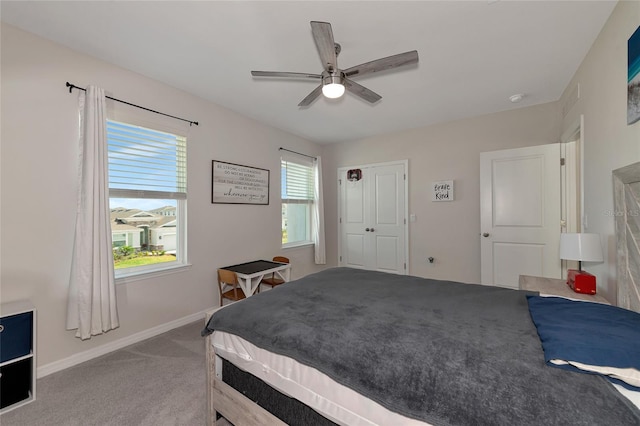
[1,320,208,426]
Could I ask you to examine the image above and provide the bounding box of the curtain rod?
[279,147,317,160]
[65,82,199,126]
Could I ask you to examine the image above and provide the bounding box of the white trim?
[560,115,585,231]
[282,241,314,250]
[337,159,408,170]
[115,262,192,284]
[37,307,213,378]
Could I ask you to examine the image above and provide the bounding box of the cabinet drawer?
[0,312,33,363]
[0,358,32,409]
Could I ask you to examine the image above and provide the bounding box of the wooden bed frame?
[205,311,287,426]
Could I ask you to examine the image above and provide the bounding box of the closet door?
[340,170,368,269]
[339,161,407,274]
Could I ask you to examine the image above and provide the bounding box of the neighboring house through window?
[107,120,187,277]
[281,155,315,247]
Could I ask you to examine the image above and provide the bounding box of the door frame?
[560,114,584,277]
[337,159,409,274]
[560,114,584,231]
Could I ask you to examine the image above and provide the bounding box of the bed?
[202,267,640,426]
[202,160,640,426]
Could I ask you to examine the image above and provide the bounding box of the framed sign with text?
[212,160,270,205]
[431,180,454,202]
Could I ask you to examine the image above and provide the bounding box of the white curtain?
[66,86,119,340]
[313,156,326,264]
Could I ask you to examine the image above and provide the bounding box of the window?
[281,156,314,247]
[112,232,127,248]
[107,120,187,276]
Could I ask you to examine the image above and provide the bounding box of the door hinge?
[340,256,342,262]
[339,217,342,224]
[404,218,406,225]
[404,263,407,270]
[560,158,565,166]
[404,173,406,180]
[339,179,342,185]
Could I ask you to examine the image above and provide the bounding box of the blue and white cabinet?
[0,300,36,413]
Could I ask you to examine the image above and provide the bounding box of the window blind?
[107,120,187,199]
[281,158,314,201]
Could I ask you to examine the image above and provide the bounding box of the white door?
[339,161,408,274]
[480,144,561,288]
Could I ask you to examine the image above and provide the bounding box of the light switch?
[409,214,416,222]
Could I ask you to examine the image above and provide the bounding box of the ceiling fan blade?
[344,79,382,104]
[251,71,322,80]
[298,85,323,107]
[310,21,337,71]
[344,50,419,78]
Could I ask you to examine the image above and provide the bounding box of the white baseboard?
[37,308,216,378]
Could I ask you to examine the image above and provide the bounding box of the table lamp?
[559,233,603,294]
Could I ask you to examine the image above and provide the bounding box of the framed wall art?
[212,160,269,205]
[431,180,454,202]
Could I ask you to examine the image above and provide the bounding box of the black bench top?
[221,260,286,275]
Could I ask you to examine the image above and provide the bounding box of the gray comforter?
[203,267,640,425]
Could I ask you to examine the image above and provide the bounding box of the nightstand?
[519,275,610,304]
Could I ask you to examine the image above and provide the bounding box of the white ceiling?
[1,1,616,144]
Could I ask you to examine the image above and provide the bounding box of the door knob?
[365,228,370,232]
[370,228,375,232]
[483,232,490,237]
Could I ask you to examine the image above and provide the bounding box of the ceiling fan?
[251,21,419,107]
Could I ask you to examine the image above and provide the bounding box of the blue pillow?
[527,295,640,390]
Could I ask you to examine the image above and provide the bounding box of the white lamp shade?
[322,83,345,99]
[559,233,603,262]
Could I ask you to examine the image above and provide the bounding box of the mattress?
[211,331,427,426]
[212,330,640,426]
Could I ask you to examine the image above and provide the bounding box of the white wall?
[560,1,640,303]
[4,0,635,372]
[322,102,562,284]
[0,24,323,370]
[322,0,640,297]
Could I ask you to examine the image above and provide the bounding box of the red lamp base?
[566,269,597,295]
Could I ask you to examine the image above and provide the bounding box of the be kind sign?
[431,180,454,202]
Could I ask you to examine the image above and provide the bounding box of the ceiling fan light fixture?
[250,22,419,107]
[322,74,345,99]
[322,83,345,99]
